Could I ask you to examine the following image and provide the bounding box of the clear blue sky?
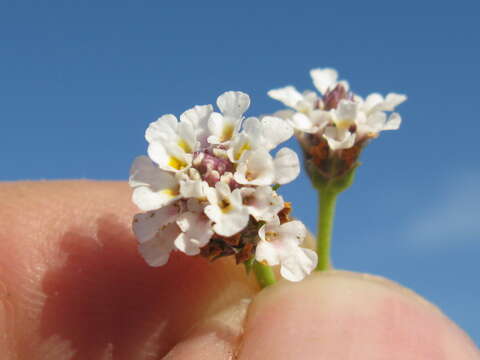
[1,0,479,345]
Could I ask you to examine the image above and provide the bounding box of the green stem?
[253,261,276,288]
[316,189,338,271]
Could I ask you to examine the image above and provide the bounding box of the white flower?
[204,182,250,237]
[241,186,284,223]
[132,203,183,266]
[129,156,181,211]
[148,133,193,173]
[208,91,250,144]
[179,104,214,148]
[131,90,306,274]
[228,116,294,162]
[290,110,330,134]
[256,219,318,282]
[323,126,356,151]
[234,148,300,186]
[361,93,407,114]
[268,67,406,152]
[175,210,213,256]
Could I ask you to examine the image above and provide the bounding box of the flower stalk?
[316,189,338,271]
[252,261,277,288]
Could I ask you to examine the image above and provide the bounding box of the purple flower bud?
[323,84,351,110]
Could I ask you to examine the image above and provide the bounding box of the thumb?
[236,270,479,359]
[162,271,480,359]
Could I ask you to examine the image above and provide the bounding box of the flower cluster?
[268,68,406,184]
[129,91,317,281]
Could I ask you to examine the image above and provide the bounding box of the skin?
[0,181,478,360]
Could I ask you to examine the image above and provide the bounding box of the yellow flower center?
[168,156,187,170]
[220,199,233,213]
[177,139,192,153]
[220,124,234,142]
[235,141,251,160]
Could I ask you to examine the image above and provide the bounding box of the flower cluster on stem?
[268,68,406,190]
[129,91,317,282]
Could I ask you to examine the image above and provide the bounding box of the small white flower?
[234,149,276,186]
[356,111,402,137]
[208,91,250,144]
[323,126,356,151]
[228,116,293,162]
[234,147,300,186]
[146,114,197,153]
[290,110,330,134]
[148,136,193,172]
[175,210,213,255]
[179,178,209,200]
[179,104,214,148]
[129,156,181,211]
[132,203,183,266]
[241,186,284,223]
[204,182,250,237]
[256,219,318,282]
[361,93,407,114]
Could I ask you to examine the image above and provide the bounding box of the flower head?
[129,91,316,282]
[268,68,406,187]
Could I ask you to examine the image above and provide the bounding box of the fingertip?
[238,270,480,359]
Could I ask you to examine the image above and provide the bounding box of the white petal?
[207,112,237,144]
[243,116,262,134]
[278,220,307,245]
[241,186,284,222]
[383,93,407,111]
[132,204,181,243]
[336,100,358,121]
[131,187,180,212]
[129,156,180,211]
[234,149,276,186]
[309,110,332,132]
[310,68,338,94]
[290,113,316,133]
[204,184,250,237]
[273,148,300,185]
[147,141,191,172]
[255,239,280,266]
[217,91,250,118]
[273,109,296,121]
[180,179,208,199]
[260,116,294,150]
[129,156,175,188]
[180,104,213,147]
[364,93,384,113]
[176,121,196,153]
[280,248,317,282]
[145,114,178,143]
[267,86,304,109]
[138,222,181,267]
[175,212,213,255]
[323,127,356,150]
[365,111,387,133]
[383,112,402,130]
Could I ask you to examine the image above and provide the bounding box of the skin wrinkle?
[0,276,16,359]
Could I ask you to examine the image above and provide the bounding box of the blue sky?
[1,0,479,345]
